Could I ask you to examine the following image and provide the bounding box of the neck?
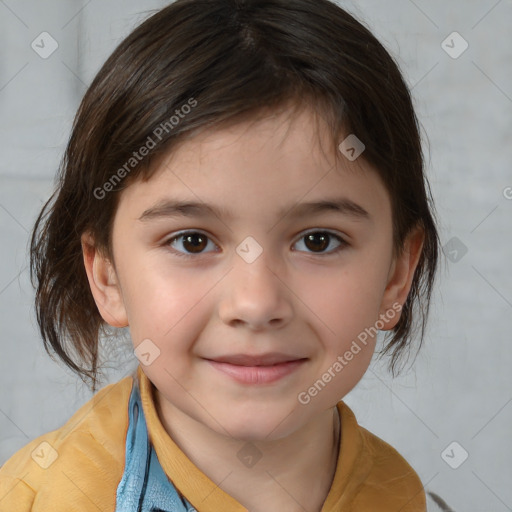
[155,392,341,512]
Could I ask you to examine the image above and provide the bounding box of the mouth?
[204,353,308,385]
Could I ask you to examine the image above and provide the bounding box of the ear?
[81,232,128,328]
[378,224,425,330]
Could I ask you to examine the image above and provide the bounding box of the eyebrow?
[138,197,371,222]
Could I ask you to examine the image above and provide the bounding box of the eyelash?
[164,230,349,260]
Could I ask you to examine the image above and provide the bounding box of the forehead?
[163,104,340,173]
[117,105,391,226]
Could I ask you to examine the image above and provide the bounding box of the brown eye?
[182,233,208,253]
[304,233,329,252]
[294,231,347,255]
[166,231,217,258]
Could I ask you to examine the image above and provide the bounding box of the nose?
[217,248,294,331]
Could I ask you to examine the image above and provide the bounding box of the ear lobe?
[81,233,128,328]
[378,225,425,330]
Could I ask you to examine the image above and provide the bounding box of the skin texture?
[82,104,424,512]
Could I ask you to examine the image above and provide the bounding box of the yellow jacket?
[0,366,426,511]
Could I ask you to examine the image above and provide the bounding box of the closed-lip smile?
[204,353,308,384]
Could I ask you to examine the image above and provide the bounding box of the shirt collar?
[136,365,368,511]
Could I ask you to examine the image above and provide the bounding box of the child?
[0,0,440,510]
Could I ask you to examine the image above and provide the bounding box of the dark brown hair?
[30,0,440,392]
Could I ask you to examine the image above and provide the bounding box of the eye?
[165,231,218,258]
[164,229,348,259]
[293,230,348,255]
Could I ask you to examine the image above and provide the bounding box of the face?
[86,105,420,441]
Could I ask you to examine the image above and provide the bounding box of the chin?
[209,405,304,442]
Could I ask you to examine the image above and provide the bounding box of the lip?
[205,353,308,385]
[209,352,305,366]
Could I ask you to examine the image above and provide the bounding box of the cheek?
[302,264,386,343]
[119,255,212,348]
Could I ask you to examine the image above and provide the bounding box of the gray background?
[1,1,511,510]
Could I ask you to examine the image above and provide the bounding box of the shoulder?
[0,374,134,512]
[339,402,426,511]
